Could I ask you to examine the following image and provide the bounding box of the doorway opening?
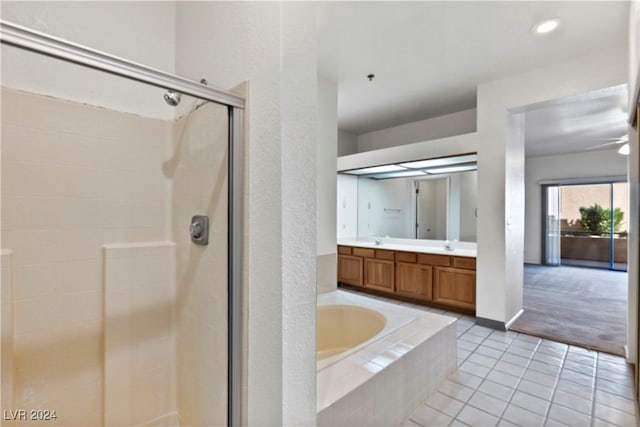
[415,178,448,240]
[511,84,629,356]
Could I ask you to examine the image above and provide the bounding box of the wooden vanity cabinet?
[337,245,477,313]
[337,246,363,286]
[395,261,433,301]
[362,249,395,294]
[433,266,476,311]
[364,257,395,293]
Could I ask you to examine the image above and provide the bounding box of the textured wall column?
[281,3,318,425]
[316,77,338,294]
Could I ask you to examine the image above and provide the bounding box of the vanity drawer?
[453,256,476,270]
[353,247,375,258]
[375,249,395,260]
[418,254,451,267]
[338,245,352,255]
[396,251,417,263]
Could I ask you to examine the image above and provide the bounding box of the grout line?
[591,352,599,427]
[542,339,570,424]
[493,333,541,424]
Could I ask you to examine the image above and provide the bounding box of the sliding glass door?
[543,185,561,265]
[543,181,628,271]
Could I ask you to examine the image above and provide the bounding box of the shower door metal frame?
[1,19,245,427]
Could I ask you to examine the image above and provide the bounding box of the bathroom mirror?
[337,154,478,242]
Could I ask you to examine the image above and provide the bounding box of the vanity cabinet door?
[396,262,432,301]
[433,267,476,311]
[338,254,363,286]
[364,258,395,293]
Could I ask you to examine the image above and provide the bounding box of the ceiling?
[524,84,629,157]
[324,2,629,136]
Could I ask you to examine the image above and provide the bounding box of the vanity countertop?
[337,239,477,258]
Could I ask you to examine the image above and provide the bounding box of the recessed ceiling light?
[533,18,560,34]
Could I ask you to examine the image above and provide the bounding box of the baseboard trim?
[505,309,525,330]
[476,317,506,331]
[476,309,524,332]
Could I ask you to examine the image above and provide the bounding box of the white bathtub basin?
[317,304,386,360]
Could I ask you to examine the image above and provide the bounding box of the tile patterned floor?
[353,295,640,427]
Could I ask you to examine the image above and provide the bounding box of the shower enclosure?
[0,20,244,427]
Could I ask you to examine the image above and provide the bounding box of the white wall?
[0,1,176,120]
[175,3,318,425]
[338,129,358,156]
[357,108,476,153]
[524,149,627,264]
[357,177,415,238]
[317,77,338,255]
[504,112,525,325]
[317,77,338,293]
[339,133,480,172]
[476,47,627,326]
[337,174,358,238]
[447,176,461,241]
[459,171,478,242]
[280,7,318,423]
[435,179,448,239]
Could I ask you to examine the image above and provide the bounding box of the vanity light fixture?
[533,18,560,34]
[369,170,428,180]
[424,164,477,174]
[400,154,477,169]
[339,153,479,177]
[343,164,407,175]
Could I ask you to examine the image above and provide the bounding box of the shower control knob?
[190,215,209,245]
[190,221,203,238]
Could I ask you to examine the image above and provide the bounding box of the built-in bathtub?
[317,303,417,369]
[317,304,386,361]
[317,291,457,427]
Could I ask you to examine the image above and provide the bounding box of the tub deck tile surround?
[317,291,457,426]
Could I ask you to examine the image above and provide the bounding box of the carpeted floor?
[510,264,627,356]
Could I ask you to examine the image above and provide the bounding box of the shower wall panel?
[103,242,177,426]
[1,87,172,426]
[171,102,229,426]
[1,250,14,415]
